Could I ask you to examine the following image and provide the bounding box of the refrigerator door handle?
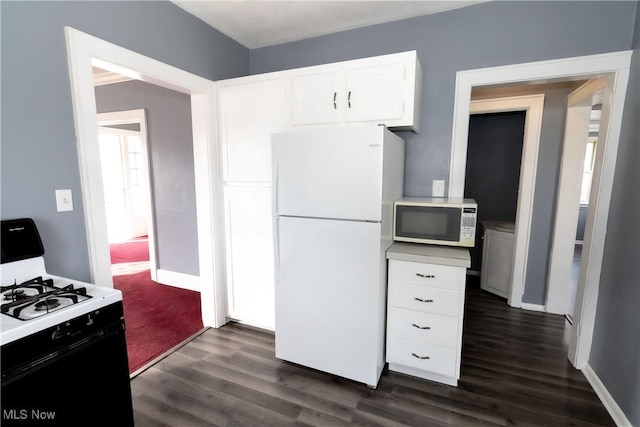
[273,155,279,215]
[274,216,281,282]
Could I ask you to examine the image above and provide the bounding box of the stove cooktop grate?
[0,276,92,321]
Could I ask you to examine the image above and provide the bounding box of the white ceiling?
[170,0,488,49]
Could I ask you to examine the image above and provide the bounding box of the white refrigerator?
[272,125,404,388]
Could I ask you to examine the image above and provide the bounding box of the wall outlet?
[432,180,445,198]
[55,189,73,212]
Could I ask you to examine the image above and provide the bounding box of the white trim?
[546,79,606,315]
[155,269,201,292]
[469,94,544,308]
[92,70,134,86]
[582,364,633,427]
[97,109,158,282]
[449,50,632,368]
[65,27,227,328]
[520,302,546,312]
[569,68,630,368]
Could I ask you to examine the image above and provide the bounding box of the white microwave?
[393,197,478,247]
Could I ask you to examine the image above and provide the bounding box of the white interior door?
[98,132,129,242]
[546,79,605,316]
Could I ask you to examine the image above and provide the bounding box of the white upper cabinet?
[345,61,407,124]
[290,71,343,126]
[218,77,286,182]
[287,51,422,132]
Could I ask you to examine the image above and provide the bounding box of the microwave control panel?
[461,207,477,240]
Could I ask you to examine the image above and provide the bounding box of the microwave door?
[395,206,461,243]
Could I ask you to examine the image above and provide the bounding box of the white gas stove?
[0,255,122,345]
[1,218,134,426]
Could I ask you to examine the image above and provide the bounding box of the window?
[580,136,597,205]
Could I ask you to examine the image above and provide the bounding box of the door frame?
[65,27,227,328]
[546,79,606,316]
[449,50,631,368]
[97,109,158,281]
[469,95,544,308]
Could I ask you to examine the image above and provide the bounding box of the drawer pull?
[416,273,435,279]
[411,353,430,360]
[411,323,431,330]
[414,297,434,303]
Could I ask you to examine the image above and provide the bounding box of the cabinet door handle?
[414,297,434,303]
[416,273,435,278]
[411,323,431,330]
[411,353,430,360]
[348,91,351,108]
[333,91,337,109]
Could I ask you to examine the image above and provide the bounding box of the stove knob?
[52,327,69,341]
[86,314,94,326]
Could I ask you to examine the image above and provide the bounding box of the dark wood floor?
[130,280,614,426]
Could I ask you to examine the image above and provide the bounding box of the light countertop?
[482,221,516,234]
[386,242,471,268]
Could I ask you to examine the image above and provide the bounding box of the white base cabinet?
[480,222,515,299]
[386,243,470,386]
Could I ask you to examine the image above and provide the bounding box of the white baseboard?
[582,364,633,427]
[155,269,201,292]
[520,302,546,312]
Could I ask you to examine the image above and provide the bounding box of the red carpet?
[110,239,203,373]
[109,239,149,264]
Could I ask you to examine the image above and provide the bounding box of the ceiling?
[170,0,488,49]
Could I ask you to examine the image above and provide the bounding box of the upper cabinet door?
[345,62,406,124]
[219,78,286,182]
[290,71,342,126]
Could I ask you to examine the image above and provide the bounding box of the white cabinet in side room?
[223,185,275,330]
[290,71,342,126]
[218,77,286,182]
[480,223,515,299]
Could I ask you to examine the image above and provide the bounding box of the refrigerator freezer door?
[273,126,384,222]
[274,216,385,387]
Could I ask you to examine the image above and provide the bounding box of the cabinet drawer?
[389,260,463,291]
[387,307,458,347]
[387,335,457,377]
[389,284,460,316]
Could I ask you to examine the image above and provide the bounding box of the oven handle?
[1,321,126,385]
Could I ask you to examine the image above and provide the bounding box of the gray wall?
[0,1,249,282]
[95,80,199,276]
[523,87,574,303]
[590,3,640,425]
[251,1,636,305]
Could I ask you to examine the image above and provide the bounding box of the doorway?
[65,27,226,329]
[97,110,152,241]
[93,83,204,374]
[449,52,632,368]
[465,111,526,273]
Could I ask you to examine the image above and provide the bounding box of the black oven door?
[1,312,134,426]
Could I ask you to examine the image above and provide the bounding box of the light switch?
[432,180,445,198]
[55,189,73,212]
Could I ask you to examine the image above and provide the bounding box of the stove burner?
[0,277,92,321]
[4,289,26,300]
[34,298,60,311]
